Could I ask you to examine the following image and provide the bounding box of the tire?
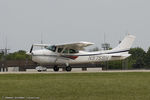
[66,66,72,72]
[53,66,59,72]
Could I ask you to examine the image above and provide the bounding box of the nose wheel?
[53,66,59,72]
[66,66,72,72]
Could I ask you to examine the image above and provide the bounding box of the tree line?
[0,47,150,69]
[0,50,31,61]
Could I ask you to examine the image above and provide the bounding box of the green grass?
[0,72,150,100]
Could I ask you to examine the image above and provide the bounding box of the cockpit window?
[63,48,69,54]
[46,45,56,52]
[58,48,63,53]
[69,49,79,53]
[46,46,79,54]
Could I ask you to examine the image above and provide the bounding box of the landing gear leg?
[66,66,72,72]
[53,66,59,72]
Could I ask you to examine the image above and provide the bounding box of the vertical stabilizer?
[113,35,136,50]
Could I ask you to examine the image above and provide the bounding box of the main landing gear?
[53,65,72,72]
[53,65,59,72]
[65,66,72,72]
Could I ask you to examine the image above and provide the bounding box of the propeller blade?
[30,45,33,53]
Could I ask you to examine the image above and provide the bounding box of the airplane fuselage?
[31,49,130,66]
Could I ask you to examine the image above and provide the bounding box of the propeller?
[30,45,33,53]
[26,45,33,55]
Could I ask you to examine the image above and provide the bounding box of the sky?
[0,0,150,52]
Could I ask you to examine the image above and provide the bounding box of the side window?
[63,48,68,54]
[58,48,63,53]
[69,49,79,54]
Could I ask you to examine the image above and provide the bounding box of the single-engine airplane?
[27,35,135,72]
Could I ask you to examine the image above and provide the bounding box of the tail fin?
[113,35,136,50]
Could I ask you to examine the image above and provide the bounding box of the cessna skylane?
[27,35,135,72]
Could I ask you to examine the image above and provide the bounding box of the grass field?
[0,72,150,100]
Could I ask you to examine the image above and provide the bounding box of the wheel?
[53,66,59,72]
[66,66,72,72]
[38,70,42,72]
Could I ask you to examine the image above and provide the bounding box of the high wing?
[33,44,50,47]
[55,41,94,50]
[31,41,94,52]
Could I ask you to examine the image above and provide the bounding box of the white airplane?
[27,35,135,72]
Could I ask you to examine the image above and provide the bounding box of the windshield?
[46,45,56,52]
